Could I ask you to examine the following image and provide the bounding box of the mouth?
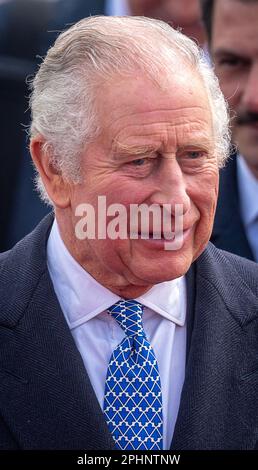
[128,226,193,246]
[138,233,170,240]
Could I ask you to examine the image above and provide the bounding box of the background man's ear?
[30,136,71,209]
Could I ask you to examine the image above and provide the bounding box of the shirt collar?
[237,154,258,226]
[47,219,186,329]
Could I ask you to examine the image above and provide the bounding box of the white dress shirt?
[237,154,258,262]
[47,220,187,449]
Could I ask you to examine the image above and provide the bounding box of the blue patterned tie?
[103,299,163,450]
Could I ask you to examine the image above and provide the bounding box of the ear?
[30,135,71,209]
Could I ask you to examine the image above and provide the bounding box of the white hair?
[29,15,230,205]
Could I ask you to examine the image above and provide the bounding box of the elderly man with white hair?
[0,16,257,451]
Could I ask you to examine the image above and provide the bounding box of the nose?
[149,157,191,216]
[241,62,258,113]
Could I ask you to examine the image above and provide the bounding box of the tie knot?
[107,300,145,337]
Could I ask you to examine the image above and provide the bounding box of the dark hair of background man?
[200,0,258,42]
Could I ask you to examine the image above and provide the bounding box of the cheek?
[91,238,131,276]
[191,176,218,255]
[218,77,241,111]
[199,189,218,227]
[189,171,219,216]
[98,177,150,206]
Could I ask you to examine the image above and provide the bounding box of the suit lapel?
[1,271,116,450]
[171,245,258,449]
[0,215,115,450]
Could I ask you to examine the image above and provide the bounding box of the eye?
[122,153,159,177]
[220,58,240,66]
[187,151,205,159]
[217,56,249,69]
[130,158,146,166]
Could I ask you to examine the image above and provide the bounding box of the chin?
[130,257,193,285]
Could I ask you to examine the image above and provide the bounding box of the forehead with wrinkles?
[96,71,213,151]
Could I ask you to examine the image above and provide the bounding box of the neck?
[107,284,153,299]
[55,211,154,299]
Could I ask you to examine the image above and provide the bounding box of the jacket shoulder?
[213,245,258,296]
[0,250,11,266]
[197,243,258,326]
[223,246,257,274]
[0,214,54,327]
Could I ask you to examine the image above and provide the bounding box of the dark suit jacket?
[211,154,255,261]
[0,214,257,449]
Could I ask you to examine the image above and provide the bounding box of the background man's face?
[67,70,218,294]
[128,0,206,45]
[211,0,258,177]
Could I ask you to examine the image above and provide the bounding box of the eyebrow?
[212,48,250,60]
[179,141,212,151]
[112,138,213,159]
[112,141,160,159]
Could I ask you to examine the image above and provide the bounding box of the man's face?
[211,0,258,177]
[128,0,206,45]
[66,70,218,297]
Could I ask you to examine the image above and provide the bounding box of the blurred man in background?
[201,0,258,261]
